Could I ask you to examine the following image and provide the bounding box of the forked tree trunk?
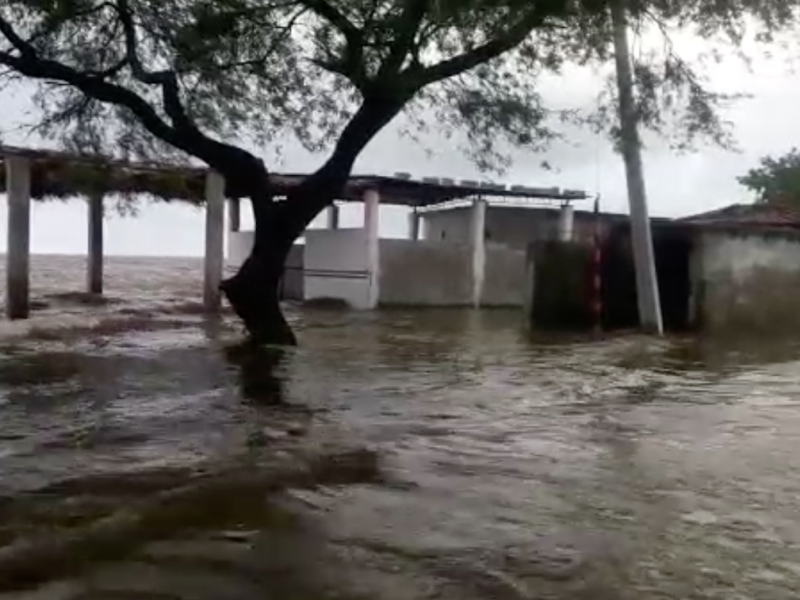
[220,187,333,347]
[221,241,296,346]
[220,95,411,346]
[220,191,300,345]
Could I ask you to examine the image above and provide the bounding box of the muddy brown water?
[0,255,799,599]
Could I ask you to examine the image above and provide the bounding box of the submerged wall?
[693,230,800,333]
[227,231,304,300]
[526,241,595,330]
[228,231,254,266]
[282,245,304,301]
[481,243,527,306]
[378,239,473,306]
[378,240,527,307]
[304,229,371,308]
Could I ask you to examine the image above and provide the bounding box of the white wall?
[698,231,800,281]
[228,231,254,265]
[422,206,563,248]
[304,229,371,308]
[693,230,800,331]
[378,239,473,305]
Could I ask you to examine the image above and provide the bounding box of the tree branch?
[27,1,117,47]
[297,0,359,40]
[0,13,265,187]
[215,6,308,72]
[298,0,366,84]
[115,0,167,85]
[0,11,36,56]
[114,0,199,136]
[413,10,550,85]
[378,0,429,79]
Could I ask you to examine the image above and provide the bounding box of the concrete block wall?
[304,229,372,308]
[526,241,595,330]
[378,239,527,307]
[421,205,614,250]
[692,230,800,333]
[481,243,527,306]
[378,239,473,306]
[227,231,304,301]
[281,244,304,301]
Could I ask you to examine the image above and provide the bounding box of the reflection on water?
[0,257,799,598]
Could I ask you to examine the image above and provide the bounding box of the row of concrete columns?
[218,196,573,312]
[465,199,574,308]
[4,159,228,320]
[4,157,575,320]
[5,156,108,319]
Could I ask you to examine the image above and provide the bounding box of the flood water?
[1,255,800,599]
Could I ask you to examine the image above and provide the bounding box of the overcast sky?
[1,38,798,256]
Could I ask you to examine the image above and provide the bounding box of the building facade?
[420,204,643,249]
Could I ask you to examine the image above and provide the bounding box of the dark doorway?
[600,222,694,332]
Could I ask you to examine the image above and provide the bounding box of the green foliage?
[738,148,800,203]
[0,0,796,175]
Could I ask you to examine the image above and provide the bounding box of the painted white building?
[227,175,589,309]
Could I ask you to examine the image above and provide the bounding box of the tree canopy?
[739,147,800,203]
[1,0,793,177]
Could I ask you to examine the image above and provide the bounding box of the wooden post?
[87,192,104,295]
[5,156,31,320]
[611,0,663,334]
[204,171,225,312]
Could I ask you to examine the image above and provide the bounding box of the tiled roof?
[679,202,800,229]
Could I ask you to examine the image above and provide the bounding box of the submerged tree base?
[220,252,297,347]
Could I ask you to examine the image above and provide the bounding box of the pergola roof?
[0,145,589,207]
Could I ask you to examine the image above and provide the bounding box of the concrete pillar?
[558,203,574,241]
[470,197,487,308]
[5,156,31,320]
[204,171,225,312]
[363,188,380,309]
[422,214,431,240]
[228,197,240,232]
[87,192,104,295]
[611,0,663,334]
[326,204,340,229]
[408,208,420,240]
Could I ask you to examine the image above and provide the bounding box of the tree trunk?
[220,185,327,347]
[221,244,296,346]
[220,95,412,346]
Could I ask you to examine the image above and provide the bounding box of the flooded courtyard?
[0,255,799,599]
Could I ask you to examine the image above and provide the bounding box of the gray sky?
[1,46,798,256]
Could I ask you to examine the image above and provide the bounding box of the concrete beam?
[204,171,225,312]
[364,188,380,309]
[87,193,104,295]
[5,156,31,320]
[470,197,487,308]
